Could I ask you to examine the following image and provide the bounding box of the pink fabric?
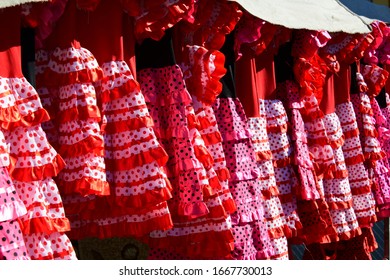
[287,81,320,200]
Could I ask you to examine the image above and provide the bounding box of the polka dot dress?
[261,98,302,238]
[335,101,377,228]
[370,98,390,218]
[39,46,109,198]
[247,113,290,259]
[0,5,76,260]
[286,84,337,245]
[191,96,236,215]
[351,91,390,219]
[61,59,174,240]
[379,92,390,163]
[213,97,274,260]
[139,65,234,260]
[321,111,361,240]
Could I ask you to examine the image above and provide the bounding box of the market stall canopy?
[339,0,390,24]
[230,0,372,34]
[0,0,49,9]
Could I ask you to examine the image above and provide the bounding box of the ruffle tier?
[23,231,77,260]
[180,45,226,105]
[175,0,242,50]
[131,0,196,43]
[0,219,30,260]
[66,201,173,240]
[0,77,50,131]
[0,167,27,222]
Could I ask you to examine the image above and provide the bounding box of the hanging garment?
[36,0,174,240]
[0,4,76,260]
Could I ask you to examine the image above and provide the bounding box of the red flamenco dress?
[51,0,173,239]
[292,30,362,259]
[135,25,235,259]
[34,0,111,238]
[172,0,243,218]
[333,64,378,259]
[0,5,76,260]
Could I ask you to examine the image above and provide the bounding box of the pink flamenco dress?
[0,4,76,260]
[131,0,234,260]
[234,18,301,259]
[209,33,275,259]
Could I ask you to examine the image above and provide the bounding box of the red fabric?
[235,52,276,118]
[320,75,336,114]
[43,0,80,50]
[334,64,351,105]
[77,0,125,63]
[0,6,23,78]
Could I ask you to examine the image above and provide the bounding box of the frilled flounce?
[43,47,103,87]
[213,97,252,141]
[177,0,242,50]
[361,64,389,98]
[147,222,234,259]
[0,219,30,260]
[320,32,375,65]
[9,153,65,183]
[181,45,226,105]
[133,0,196,43]
[62,181,172,220]
[99,61,140,104]
[67,202,173,240]
[57,134,104,158]
[296,199,338,245]
[230,221,274,260]
[0,169,28,222]
[13,178,71,235]
[23,232,77,260]
[20,216,70,236]
[57,176,109,197]
[0,77,50,130]
[234,12,291,59]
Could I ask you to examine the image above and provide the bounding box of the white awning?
[339,0,390,24]
[0,0,49,9]
[230,0,372,34]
